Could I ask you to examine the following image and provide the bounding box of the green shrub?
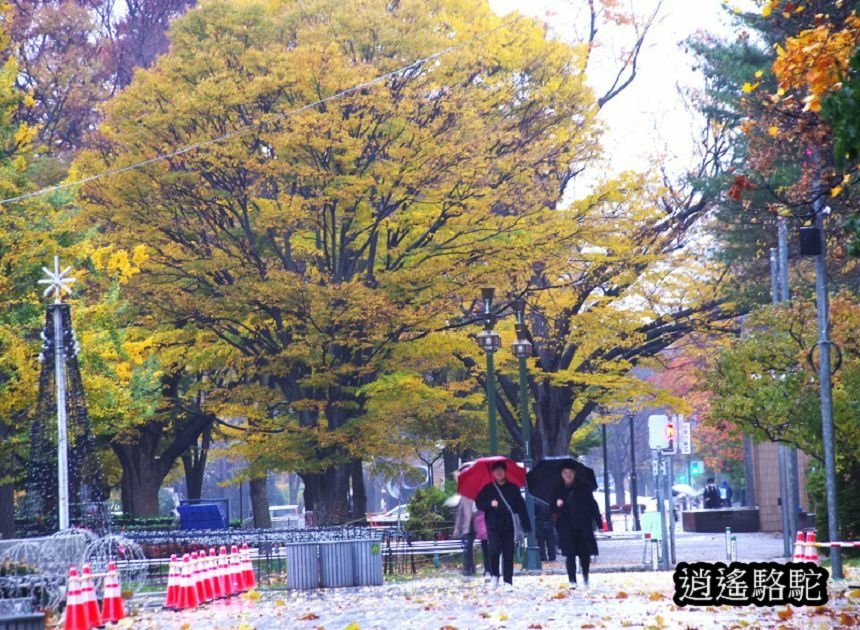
[406,486,454,540]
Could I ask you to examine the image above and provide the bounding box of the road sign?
[680,417,692,455]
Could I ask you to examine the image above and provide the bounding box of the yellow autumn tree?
[74,0,603,523]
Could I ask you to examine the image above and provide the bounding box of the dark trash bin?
[352,539,383,586]
[284,543,319,590]
[319,541,354,588]
[0,614,46,630]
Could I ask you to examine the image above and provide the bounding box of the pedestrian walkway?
[128,564,859,629]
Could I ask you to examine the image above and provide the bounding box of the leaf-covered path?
[118,568,859,630]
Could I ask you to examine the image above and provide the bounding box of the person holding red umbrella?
[474,460,531,588]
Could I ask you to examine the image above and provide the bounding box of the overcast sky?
[489,0,740,182]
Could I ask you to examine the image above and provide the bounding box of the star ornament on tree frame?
[37,256,76,304]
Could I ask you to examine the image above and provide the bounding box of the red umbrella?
[456,456,526,500]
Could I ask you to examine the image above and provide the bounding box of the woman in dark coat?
[552,464,601,589]
[475,461,531,588]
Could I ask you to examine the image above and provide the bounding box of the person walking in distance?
[534,498,557,562]
[552,463,601,589]
[719,480,733,508]
[452,493,477,576]
[703,477,721,509]
[475,461,531,588]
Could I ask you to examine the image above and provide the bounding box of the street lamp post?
[513,299,541,571]
[477,288,502,455]
[629,410,640,531]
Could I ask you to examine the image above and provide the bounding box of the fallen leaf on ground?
[776,608,793,620]
[616,591,628,599]
[299,612,320,620]
[839,613,857,626]
[648,592,663,601]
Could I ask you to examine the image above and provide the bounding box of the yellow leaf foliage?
[772,15,860,111]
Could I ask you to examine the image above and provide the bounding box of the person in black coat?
[552,464,601,589]
[475,461,531,588]
[534,498,557,561]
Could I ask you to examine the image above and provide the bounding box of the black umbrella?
[527,456,598,505]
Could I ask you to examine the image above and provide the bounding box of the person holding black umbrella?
[475,460,531,588]
[553,463,601,589]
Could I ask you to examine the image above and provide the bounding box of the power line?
[0,15,525,207]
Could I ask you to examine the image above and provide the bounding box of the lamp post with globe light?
[512,299,541,570]
[476,288,502,455]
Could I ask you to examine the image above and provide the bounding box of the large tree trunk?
[249,476,271,528]
[116,446,165,517]
[0,481,14,539]
[111,394,215,518]
[533,380,575,459]
[113,430,170,517]
[181,428,211,500]
[302,463,352,525]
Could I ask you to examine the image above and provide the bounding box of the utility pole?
[629,411,640,531]
[810,182,842,579]
[602,423,612,530]
[770,248,792,557]
[778,217,799,543]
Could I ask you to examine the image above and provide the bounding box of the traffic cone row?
[163,543,257,611]
[789,531,821,565]
[64,563,126,630]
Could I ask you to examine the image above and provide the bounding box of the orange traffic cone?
[190,551,206,605]
[804,531,820,565]
[601,518,610,532]
[177,554,200,610]
[199,550,214,603]
[792,531,806,563]
[208,549,224,599]
[64,568,89,630]
[101,561,125,624]
[218,546,232,597]
[241,543,257,590]
[230,545,245,593]
[81,564,104,629]
[163,554,180,610]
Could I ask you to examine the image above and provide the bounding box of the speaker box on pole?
[798,226,822,256]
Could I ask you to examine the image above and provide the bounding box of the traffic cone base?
[164,554,180,610]
[178,554,200,610]
[208,549,224,599]
[82,564,104,629]
[218,546,232,597]
[101,562,125,624]
[64,570,89,630]
[241,543,257,591]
